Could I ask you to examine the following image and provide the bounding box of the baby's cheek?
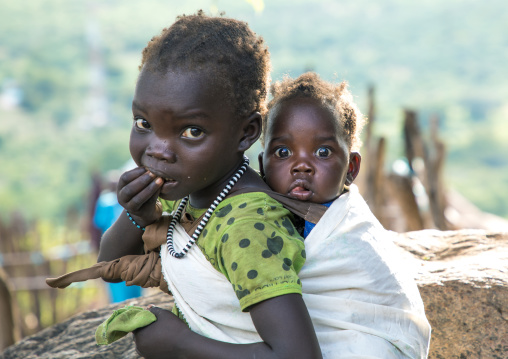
[265,173,284,192]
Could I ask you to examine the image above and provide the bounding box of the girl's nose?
[145,140,176,163]
[292,158,314,174]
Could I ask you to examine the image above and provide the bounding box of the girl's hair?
[262,72,366,151]
[140,10,271,119]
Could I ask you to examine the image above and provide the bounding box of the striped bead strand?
[166,157,249,258]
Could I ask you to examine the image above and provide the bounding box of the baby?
[259,72,431,358]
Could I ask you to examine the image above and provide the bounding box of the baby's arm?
[98,167,163,263]
[134,293,322,359]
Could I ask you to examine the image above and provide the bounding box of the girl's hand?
[132,295,322,359]
[133,306,189,358]
[117,167,164,227]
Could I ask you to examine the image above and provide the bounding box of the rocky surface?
[0,294,173,359]
[394,230,508,359]
[1,229,507,358]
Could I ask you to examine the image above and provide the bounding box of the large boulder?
[394,229,508,359]
[1,230,507,358]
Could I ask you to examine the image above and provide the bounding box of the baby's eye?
[182,127,204,139]
[134,118,150,130]
[315,147,331,158]
[274,147,292,158]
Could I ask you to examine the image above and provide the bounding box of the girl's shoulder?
[213,192,298,229]
[159,192,283,215]
[220,191,287,212]
[207,191,304,255]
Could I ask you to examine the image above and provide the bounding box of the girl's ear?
[238,112,262,152]
[258,152,266,179]
[345,152,361,185]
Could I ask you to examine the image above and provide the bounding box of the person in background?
[93,166,142,303]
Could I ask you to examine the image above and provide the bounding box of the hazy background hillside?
[1,0,507,221]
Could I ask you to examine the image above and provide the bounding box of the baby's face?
[261,97,353,204]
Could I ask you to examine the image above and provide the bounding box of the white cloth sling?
[300,185,431,358]
[160,185,431,358]
[160,223,262,344]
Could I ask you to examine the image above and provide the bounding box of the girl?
[98,11,322,359]
[259,72,431,358]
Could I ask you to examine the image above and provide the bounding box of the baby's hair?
[262,72,365,151]
[140,10,271,119]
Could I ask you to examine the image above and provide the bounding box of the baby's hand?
[117,167,163,227]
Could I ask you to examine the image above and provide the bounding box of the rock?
[2,230,507,358]
[394,229,508,359]
[0,294,173,359]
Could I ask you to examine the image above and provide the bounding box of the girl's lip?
[144,167,178,195]
[145,167,175,182]
[160,179,178,194]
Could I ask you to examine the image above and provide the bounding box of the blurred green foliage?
[0,0,507,221]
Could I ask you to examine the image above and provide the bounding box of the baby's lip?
[288,180,313,201]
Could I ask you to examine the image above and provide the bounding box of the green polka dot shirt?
[161,192,306,312]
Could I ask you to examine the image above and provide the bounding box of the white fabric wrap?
[160,185,431,358]
[160,224,261,344]
[300,185,431,358]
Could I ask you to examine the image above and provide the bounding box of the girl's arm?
[98,167,163,263]
[134,293,322,359]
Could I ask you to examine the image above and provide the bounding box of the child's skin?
[98,67,322,359]
[260,96,361,205]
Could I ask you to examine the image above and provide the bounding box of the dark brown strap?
[262,190,327,224]
[230,187,327,224]
[180,211,207,235]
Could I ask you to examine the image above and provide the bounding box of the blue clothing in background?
[94,192,124,233]
[94,191,142,303]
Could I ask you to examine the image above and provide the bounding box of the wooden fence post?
[0,267,20,351]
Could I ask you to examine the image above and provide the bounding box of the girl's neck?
[188,160,266,209]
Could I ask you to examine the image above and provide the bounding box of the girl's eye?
[134,118,150,130]
[182,127,204,139]
[315,147,331,158]
[274,147,292,158]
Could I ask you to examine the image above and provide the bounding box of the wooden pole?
[0,267,20,350]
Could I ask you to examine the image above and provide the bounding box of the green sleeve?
[160,199,176,213]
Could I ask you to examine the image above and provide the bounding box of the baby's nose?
[292,160,314,174]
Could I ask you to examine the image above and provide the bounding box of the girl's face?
[261,97,360,204]
[130,69,246,208]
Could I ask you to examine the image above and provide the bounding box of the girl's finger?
[121,177,163,211]
[118,171,159,203]
[117,166,150,188]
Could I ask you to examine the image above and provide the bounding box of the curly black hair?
[139,10,271,119]
[262,72,365,151]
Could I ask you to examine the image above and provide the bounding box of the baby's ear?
[346,152,361,185]
[238,112,262,152]
[258,152,265,178]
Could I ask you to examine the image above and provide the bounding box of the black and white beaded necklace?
[166,156,249,258]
